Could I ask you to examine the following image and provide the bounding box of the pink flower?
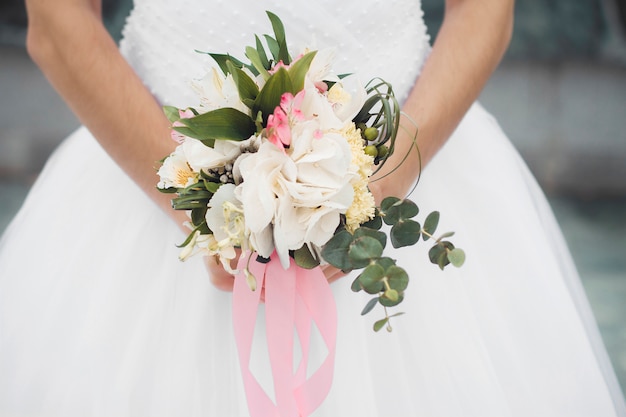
[170,109,195,143]
[266,90,306,149]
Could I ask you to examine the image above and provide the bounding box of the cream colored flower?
[157,145,198,189]
[340,123,376,232]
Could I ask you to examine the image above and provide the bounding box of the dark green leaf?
[361,297,379,316]
[385,199,419,225]
[422,211,440,241]
[321,230,353,271]
[353,227,387,250]
[350,276,362,292]
[207,53,247,75]
[375,257,396,271]
[227,61,259,106]
[379,291,404,307]
[266,11,290,64]
[390,219,421,248]
[253,67,294,125]
[255,34,270,69]
[361,214,382,230]
[386,266,409,292]
[293,245,320,269]
[179,108,255,141]
[358,264,385,294]
[263,35,280,62]
[348,236,384,269]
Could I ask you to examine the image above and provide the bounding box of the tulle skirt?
[0,103,624,416]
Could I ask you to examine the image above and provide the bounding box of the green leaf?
[293,245,320,269]
[390,219,421,248]
[207,53,247,75]
[361,214,382,230]
[266,11,290,64]
[384,199,419,225]
[373,317,389,332]
[375,257,396,271]
[350,276,362,292]
[384,288,399,302]
[358,264,385,294]
[429,241,454,270]
[190,206,208,227]
[361,297,379,315]
[203,180,221,193]
[245,46,270,79]
[386,266,409,292]
[263,34,280,62]
[422,211,440,241]
[163,105,181,123]
[380,196,400,213]
[321,230,353,271]
[353,227,387,250]
[227,61,259,106]
[447,248,466,267]
[253,67,293,125]
[379,291,404,307]
[348,236,384,269]
[287,51,317,92]
[255,34,270,69]
[178,108,255,142]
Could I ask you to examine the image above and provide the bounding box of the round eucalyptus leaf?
[375,257,396,272]
[361,214,383,231]
[379,291,404,307]
[348,236,384,269]
[390,219,421,248]
[386,266,409,292]
[380,197,401,225]
[358,264,386,294]
[447,248,466,267]
[321,230,354,270]
[354,227,387,249]
[293,245,320,269]
[384,288,399,302]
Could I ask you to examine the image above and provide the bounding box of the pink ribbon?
[233,252,337,417]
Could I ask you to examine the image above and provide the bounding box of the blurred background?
[1,0,625,396]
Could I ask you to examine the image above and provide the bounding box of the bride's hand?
[204,252,346,292]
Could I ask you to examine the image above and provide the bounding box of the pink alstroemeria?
[266,90,306,149]
[170,109,194,143]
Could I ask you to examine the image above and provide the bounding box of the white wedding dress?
[0,0,624,416]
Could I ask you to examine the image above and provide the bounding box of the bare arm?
[25,0,186,226]
[369,0,515,201]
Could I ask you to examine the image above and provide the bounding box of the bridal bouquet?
[157,11,463,416]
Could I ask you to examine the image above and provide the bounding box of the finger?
[205,255,235,292]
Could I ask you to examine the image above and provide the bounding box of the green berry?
[364,127,379,141]
[376,145,389,158]
[364,145,378,157]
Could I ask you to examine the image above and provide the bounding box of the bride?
[1,0,624,415]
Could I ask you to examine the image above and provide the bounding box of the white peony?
[235,120,356,268]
